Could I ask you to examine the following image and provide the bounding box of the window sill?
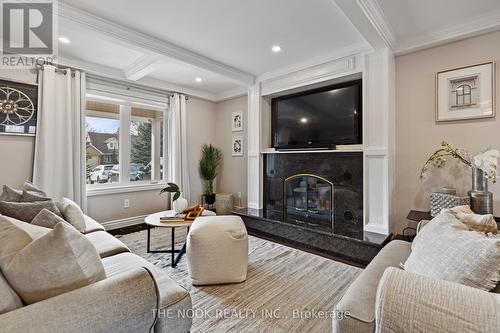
[86,182,167,197]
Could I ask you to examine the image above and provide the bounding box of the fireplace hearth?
[233,151,391,264]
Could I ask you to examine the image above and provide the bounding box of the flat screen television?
[272,79,362,150]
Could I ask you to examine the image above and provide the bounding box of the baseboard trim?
[102,215,147,230]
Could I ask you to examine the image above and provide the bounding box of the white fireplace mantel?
[247,48,395,235]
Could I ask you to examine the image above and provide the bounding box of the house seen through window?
[85,97,167,188]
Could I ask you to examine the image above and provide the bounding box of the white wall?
[214,96,248,206]
[395,30,500,234]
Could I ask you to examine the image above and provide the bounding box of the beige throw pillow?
[444,205,498,234]
[19,190,50,203]
[0,217,106,304]
[0,200,62,222]
[22,182,47,197]
[0,185,22,202]
[56,197,86,233]
[404,212,500,291]
[31,209,70,229]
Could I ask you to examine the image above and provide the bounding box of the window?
[456,84,472,106]
[85,92,168,191]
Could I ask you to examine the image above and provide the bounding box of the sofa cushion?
[0,271,22,314]
[0,185,22,202]
[102,252,190,310]
[31,209,69,229]
[56,197,86,233]
[0,218,106,304]
[333,240,412,333]
[85,231,130,258]
[82,215,106,234]
[404,212,500,291]
[0,200,62,222]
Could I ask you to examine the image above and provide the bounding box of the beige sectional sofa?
[333,239,500,333]
[0,214,192,333]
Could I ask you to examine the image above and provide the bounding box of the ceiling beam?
[123,56,160,81]
[58,2,255,85]
[57,56,218,102]
[332,0,396,50]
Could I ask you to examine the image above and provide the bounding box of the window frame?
[85,91,169,196]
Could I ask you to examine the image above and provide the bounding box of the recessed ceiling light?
[300,117,308,124]
[272,45,281,53]
[195,77,203,83]
[58,36,70,44]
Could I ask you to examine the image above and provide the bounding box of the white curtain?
[167,93,191,203]
[33,65,87,209]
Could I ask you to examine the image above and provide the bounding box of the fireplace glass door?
[284,174,333,234]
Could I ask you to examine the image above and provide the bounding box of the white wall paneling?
[362,48,395,235]
[247,83,263,209]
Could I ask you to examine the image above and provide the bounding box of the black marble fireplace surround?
[233,151,391,265]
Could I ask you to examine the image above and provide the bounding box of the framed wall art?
[232,136,243,157]
[0,79,38,136]
[436,62,495,122]
[231,111,243,131]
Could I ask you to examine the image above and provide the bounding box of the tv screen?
[272,79,362,149]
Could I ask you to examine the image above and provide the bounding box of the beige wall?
[0,70,37,188]
[395,30,500,234]
[215,96,248,206]
[185,96,217,205]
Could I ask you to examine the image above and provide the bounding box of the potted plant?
[160,182,188,213]
[199,144,222,205]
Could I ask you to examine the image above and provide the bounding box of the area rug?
[117,228,361,333]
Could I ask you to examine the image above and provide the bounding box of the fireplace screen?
[284,174,333,234]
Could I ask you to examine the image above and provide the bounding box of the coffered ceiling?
[56,0,500,101]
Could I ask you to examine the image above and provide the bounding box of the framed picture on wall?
[0,79,38,136]
[231,111,243,131]
[436,62,495,122]
[232,136,243,156]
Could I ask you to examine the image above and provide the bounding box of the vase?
[173,195,188,214]
[468,168,493,214]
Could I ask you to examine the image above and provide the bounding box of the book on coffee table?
[160,214,186,223]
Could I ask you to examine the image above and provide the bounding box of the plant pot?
[173,196,188,214]
[205,193,216,205]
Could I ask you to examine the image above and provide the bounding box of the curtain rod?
[35,64,190,100]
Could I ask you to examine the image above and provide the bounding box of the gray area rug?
[117,228,361,333]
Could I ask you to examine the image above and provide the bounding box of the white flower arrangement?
[420,141,499,183]
[473,149,499,182]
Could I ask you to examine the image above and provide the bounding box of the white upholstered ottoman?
[186,215,248,285]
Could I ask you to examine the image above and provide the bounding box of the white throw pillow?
[31,209,71,229]
[404,212,500,291]
[0,216,106,304]
[56,197,86,233]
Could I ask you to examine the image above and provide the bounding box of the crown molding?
[394,9,500,55]
[57,56,218,102]
[58,2,255,85]
[356,0,397,49]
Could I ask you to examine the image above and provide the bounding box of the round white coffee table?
[144,210,215,267]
